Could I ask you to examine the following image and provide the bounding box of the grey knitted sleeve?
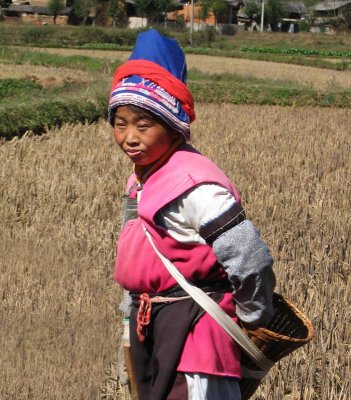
[212,219,276,326]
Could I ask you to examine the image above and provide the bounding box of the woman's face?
[113,106,175,166]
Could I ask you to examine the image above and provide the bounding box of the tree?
[134,0,153,19]
[343,10,351,30]
[134,0,178,24]
[199,0,227,24]
[199,0,212,22]
[72,0,96,24]
[265,0,286,29]
[48,0,65,24]
[244,0,261,22]
[0,0,4,21]
[108,0,122,27]
[212,0,227,23]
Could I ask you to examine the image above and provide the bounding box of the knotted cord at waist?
[135,293,191,342]
[132,280,232,342]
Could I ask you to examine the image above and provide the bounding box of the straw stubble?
[0,104,350,399]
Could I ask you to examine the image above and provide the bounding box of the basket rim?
[242,293,315,344]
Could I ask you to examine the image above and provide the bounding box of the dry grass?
[1,104,350,399]
[224,30,351,51]
[30,47,351,91]
[0,123,128,399]
[30,47,131,63]
[0,62,94,87]
[186,55,351,91]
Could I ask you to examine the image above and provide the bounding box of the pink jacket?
[114,144,242,378]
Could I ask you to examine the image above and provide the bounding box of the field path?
[31,47,351,91]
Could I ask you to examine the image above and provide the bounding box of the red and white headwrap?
[108,30,195,141]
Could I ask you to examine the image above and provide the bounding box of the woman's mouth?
[126,150,142,158]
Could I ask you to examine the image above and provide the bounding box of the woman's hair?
[115,104,181,139]
[127,104,164,123]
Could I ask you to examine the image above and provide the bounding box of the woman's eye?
[138,124,149,130]
[115,122,125,129]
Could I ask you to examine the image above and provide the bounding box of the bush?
[0,25,142,47]
[241,46,351,57]
[0,78,43,98]
[191,26,218,46]
[0,96,107,139]
[344,10,351,30]
[175,14,186,30]
[0,47,111,72]
[20,25,56,44]
[299,19,311,32]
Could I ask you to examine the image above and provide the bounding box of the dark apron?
[129,292,225,400]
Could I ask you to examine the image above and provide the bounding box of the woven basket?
[239,293,315,400]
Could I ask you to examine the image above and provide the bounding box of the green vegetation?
[1,29,351,139]
[0,78,43,98]
[72,0,96,25]
[4,40,349,73]
[265,0,286,29]
[108,0,123,29]
[2,24,351,52]
[244,0,261,23]
[134,0,181,22]
[0,76,109,139]
[47,0,65,25]
[0,91,108,139]
[1,24,351,71]
[0,46,120,72]
[200,0,227,24]
[0,48,114,138]
[241,46,351,57]
[188,69,351,107]
[185,46,351,70]
[0,25,140,47]
[1,48,351,139]
[80,43,132,50]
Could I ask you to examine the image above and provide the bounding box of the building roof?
[242,0,305,13]
[285,1,306,13]
[225,0,243,5]
[7,4,31,12]
[311,0,351,11]
[125,0,182,8]
[6,4,72,15]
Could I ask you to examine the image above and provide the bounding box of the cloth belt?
[130,279,232,301]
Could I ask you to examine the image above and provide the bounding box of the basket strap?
[143,225,274,375]
[241,366,269,380]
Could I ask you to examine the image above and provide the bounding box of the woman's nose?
[125,127,139,145]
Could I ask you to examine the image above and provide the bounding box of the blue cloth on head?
[129,29,187,83]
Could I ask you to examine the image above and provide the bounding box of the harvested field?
[32,47,351,91]
[186,55,351,91]
[0,63,94,87]
[0,104,350,399]
[30,46,130,63]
